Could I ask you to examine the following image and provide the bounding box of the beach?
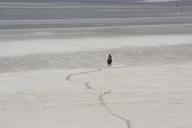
[0,2,192,128]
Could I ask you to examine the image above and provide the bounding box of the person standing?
[107,54,112,67]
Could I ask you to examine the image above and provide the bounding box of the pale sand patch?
[0,62,191,128]
[0,34,192,57]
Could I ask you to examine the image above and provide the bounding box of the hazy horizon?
[0,0,189,3]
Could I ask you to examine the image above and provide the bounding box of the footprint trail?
[66,68,132,128]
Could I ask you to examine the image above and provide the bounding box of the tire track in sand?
[66,68,132,128]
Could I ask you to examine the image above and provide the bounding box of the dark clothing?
[107,54,112,66]
[107,58,112,65]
